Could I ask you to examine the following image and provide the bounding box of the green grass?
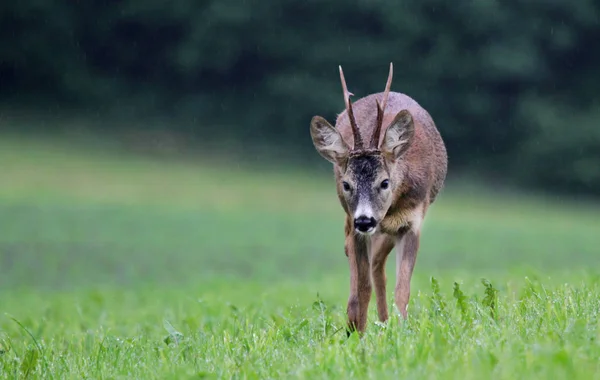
[0,136,599,379]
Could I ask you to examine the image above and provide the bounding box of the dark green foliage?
[481,279,499,321]
[1,1,599,195]
[429,276,447,316]
[453,282,471,323]
[20,348,39,379]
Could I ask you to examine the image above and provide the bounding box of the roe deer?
[309,63,447,333]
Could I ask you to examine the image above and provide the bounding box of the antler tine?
[370,62,394,148]
[381,62,393,116]
[339,65,363,150]
[338,66,352,110]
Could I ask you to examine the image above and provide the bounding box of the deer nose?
[354,216,376,232]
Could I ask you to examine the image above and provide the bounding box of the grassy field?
[0,136,599,379]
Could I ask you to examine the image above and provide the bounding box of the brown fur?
[310,66,448,334]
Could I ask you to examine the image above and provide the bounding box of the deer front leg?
[370,233,395,323]
[395,230,420,319]
[345,228,371,334]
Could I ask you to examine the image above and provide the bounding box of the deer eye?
[380,179,390,190]
[342,181,351,192]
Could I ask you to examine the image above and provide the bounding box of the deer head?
[310,63,415,235]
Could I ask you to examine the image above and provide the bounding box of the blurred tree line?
[1,1,599,195]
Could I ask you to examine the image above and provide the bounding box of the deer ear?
[310,116,349,165]
[382,110,415,158]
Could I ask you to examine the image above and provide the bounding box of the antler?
[370,62,394,148]
[339,65,363,150]
[373,100,384,149]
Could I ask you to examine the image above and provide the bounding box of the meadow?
[0,136,599,379]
